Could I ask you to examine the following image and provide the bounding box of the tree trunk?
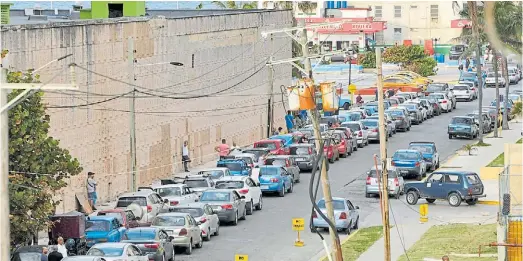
[502,56,510,129]
[493,52,499,137]
[468,1,483,143]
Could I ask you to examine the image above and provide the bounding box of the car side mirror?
[355,206,360,209]
[163,199,169,204]
[256,182,261,187]
[240,195,246,199]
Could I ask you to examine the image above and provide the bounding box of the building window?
[374,6,382,18]
[410,5,417,9]
[393,28,402,43]
[394,28,402,34]
[430,5,439,22]
[394,5,401,18]
[108,3,123,18]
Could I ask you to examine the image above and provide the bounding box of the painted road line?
[477,200,500,205]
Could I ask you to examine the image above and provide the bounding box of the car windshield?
[97,213,124,224]
[271,136,292,144]
[152,216,185,226]
[259,167,280,176]
[184,180,208,188]
[200,192,230,202]
[408,145,434,154]
[427,85,445,92]
[393,152,420,161]
[86,220,110,232]
[14,253,42,261]
[461,72,475,78]
[215,181,244,189]
[199,170,224,179]
[368,169,398,178]
[126,230,156,240]
[402,104,417,110]
[265,158,287,167]
[87,247,124,257]
[487,73,497,77]
[155,187,182,197]
[170,208,204,218]
[453,85,469,90]
[217,162,242,171]
[290,147,310,155]
[466,174,481,185]
[428,94,444,100]
[361,121,378,127]
[254,142,276,150]
[451,117,473,125]
[237,157,253,165]
[341,123,360,131]
[318,200,346,210]
[451,45,465,52]
[116,196,147,207]
[345,113,362,121]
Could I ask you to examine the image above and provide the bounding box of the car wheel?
[232,212,238,225]
[353,217,359,229]
[246,200,254,215]
[240,207,247,220]
[449,134,452,139]
[416,175,422,181]
[204,229,211,241]
[407,126,411,131]
[406,191,419,205]
[279,186,285,197]
[358,142,364,148]
[448,192,462,207]
[345,222,352,235]
[196,234,203,248]
[466,199,478,205]
[256,196,263,210]
[354,145,358,151]
[365,139,369,146]
[365,192,371,198]
[185,240,193,255]
[287,181,294,193]
[341,150,347,158]
[426,198,436,203]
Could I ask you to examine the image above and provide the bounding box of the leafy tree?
[297,2,317,14]
[195,3,203,9]
[357,51,376,69]
[382,45,426,64]
[211,1,257,9]
[6,64,82,246]
[359,45,435,76]
[404,57,437,77]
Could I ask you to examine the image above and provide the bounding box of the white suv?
[153,184,199,207]
[214,176,263,215]
[115,190,168,223]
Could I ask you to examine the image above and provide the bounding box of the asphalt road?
[180,81,520,261]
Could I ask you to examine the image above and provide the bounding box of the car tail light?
[415,162,420,167]
[442,100,447,103]
[147,205,153,212]
[200,218,207,223]
[312,211,318,218]
[391,161,396,166]
[372,129,378,133]
[170,201,179,206]
[144,243,159,249]
[358,131,362,137]
[468,188,473,195]
[179,228,188,236]
[308,147,313,154]
[239,189,249,194]
[221,204,233,210]
[394,178,399,187]
[270,178,279,183]
[339,212,347,219]
[366,176,371,185]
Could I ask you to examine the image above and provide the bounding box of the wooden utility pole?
[300,21,343,261]
[493,51,500,137]
[468,1,484,142]
[375,47,391,261]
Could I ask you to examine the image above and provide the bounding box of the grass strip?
[323,226,383,261]
[397,223,497,261]
[517,138,522,144]
[487,152,505,167]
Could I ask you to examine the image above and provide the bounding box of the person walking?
[182,141,190,172]
[41,247,48,261]
[56,237,68,257]
[387,88,395,98]
[215,139,230,160]
[458,63,463,73]
[374,89,379,101]
[285,110,295,133]
[465,58,471,70]
[356,94,363,106]
[86,172,97,211]
[47,246,63,261]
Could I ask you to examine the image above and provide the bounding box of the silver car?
[341,121,369,147]
[264,155,301,183]
[115,190,169,223]
[150,212,203,255]
[199,189,247,225]
[167,203,220,241]
[367,115,395,136]
[288,143,317,171]
[386,109,411,132]
[62,257,106,261]
[153,184,200,207]
[365,166,405,199]
[86,243,148,261]
[361,119,387,142]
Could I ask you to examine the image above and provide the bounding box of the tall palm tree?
[212,1,257,9]
[467,1,484,143]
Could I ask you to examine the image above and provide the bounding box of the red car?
[96,209,141,229]
[327,130,352,157]
[254,139,288,155]
[308,136,340,163]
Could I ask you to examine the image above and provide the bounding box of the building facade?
[1,10,292,213]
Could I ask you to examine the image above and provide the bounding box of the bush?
[358,51,376,68]
[382,45,426,64]
[405,57,437,77]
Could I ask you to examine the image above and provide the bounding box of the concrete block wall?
[1,11,293,213]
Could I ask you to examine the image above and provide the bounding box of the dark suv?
[404,171,485,207]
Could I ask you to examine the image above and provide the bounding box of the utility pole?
[468,1,484,143]
[493,51,499,137]
[128,37,138,192]
[267,56,275,137]
[501,56,509,130]
[300,21,343,261]
[375,47,391,261]
[1,54,77,261]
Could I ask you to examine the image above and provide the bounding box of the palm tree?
[212,1,257,9]
[195,3,203,10]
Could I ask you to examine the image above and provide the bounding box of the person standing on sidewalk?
[465,58,471,70]
[182,141,190,172]
[41,247,49,261]
[86,172,97,211]
[215,139,230,160]
[56,237,68,257]
[285,111,295,133]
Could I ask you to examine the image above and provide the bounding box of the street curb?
[477,200,500,205]
[319,229,361,261]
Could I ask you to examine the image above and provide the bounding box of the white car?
[86,243,148,261]
[458,81,478,99]
[168,202,220,241]
[428,92,452,112]
[303,123,328,133]
[452,84,474,101]
[405,100,427,120]
[183,175,215,197]
[215,176,263,215]
[115,190,168,223]
[508,68,519,83]
[153,184,199,207]
[484,72,507,88]
[340,121,369,147]
[151,212,203,255]
[196,167,232,180]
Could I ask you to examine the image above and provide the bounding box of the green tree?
[211,1,257,9]
[195,3,203,9]
[357,51,376,68]
[6,67,82,246]
[297,2,317,14]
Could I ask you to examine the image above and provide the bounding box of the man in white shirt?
[182,141,190,172]
[86,172,97,211]
[56,237,68,257]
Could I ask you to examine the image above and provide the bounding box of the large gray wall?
[1,10,293,213]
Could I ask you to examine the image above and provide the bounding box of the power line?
[45,91,133,109]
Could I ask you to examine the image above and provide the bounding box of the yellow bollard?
[419,204,429,223]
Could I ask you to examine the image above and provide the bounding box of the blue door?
[424,173,446,198]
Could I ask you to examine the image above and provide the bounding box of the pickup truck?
[404,171,486,207]
[85,216,127,247]
[408,142,440,171]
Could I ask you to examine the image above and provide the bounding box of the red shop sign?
[451,19,472,28]
[299,18,386,33]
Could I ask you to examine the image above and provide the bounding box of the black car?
[288,143,317,171]
[122,227,175,261]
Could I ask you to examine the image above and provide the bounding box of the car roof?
[342,121,361,124]
[199,167,228,172]
[171,202,208,208]
[127,227,158,232]
[91,242,129,248]
[152,184,186,189]
[97,209,124,214]
[409,142,436,146]
[394,149,419,154]
[258,165,281,169]
[266,155,291,159]
[432,170,477,175]
[118,190,157,197]
[235,153,256,158]
[184,175,209,180]
[204,189,234,193]
[289,143,313,147]
[217,159,244,163]
[216,176,249,181]
[87,216,117,222]
[157,212,191,217]
[452,116,474,119]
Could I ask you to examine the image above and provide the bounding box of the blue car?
[217,159,252,176]
[404,171,485,207]
[364,101,390,115]
[258,166,293,197]
[459,71,479,87]
[312,197,360,234]
[391,149,427,180]
[269,134,294,147]
[448,116,479,140]
[408,142,440,171]
[85,216,127,247]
